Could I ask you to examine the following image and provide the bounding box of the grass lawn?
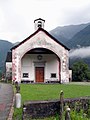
[20,83,90,103]
[13,83,90,119]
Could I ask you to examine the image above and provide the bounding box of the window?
[23,73,29,78]
[38,24,42,28]
[51,73,56,78]
[38,21,42,28]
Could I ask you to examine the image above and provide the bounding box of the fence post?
[65,106,71,120]
[60,90,64,120]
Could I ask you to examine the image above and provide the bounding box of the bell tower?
[34,18,45,31]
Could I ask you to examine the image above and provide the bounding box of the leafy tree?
[71,61,90,81]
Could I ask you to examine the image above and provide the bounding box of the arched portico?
[21,48,61,83]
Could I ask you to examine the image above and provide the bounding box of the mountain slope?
[50,23,90,40]
[49,31,68,46]
[67,25,90,48]
[0,40,13,72]
[50,23,90,68]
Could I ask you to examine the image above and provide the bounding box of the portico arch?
[20,45,62,61]
[20,47,61,83]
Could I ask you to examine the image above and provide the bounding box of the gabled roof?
[6,52,12,62]
[34,18,45,23]
[11,27,70,51]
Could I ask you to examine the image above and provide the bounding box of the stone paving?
[0,83,14,120]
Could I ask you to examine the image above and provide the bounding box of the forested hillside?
[0,40,13,72]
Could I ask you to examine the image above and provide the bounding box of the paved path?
[69,82,90,85]
[0,83,14,120]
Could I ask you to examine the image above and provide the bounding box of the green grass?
[13,83,90,120]
[20,84,90,103]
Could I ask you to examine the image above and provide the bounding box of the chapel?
[6,18,71,83]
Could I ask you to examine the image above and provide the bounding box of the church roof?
[11,27,70,51]
[6,52,12,62]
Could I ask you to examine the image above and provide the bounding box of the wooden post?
[65,106,71,120]
[60,90,64,120]
[15,81,20,93]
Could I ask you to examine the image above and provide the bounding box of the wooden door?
[35,67,44,82]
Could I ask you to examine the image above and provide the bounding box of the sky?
[0,0,90,43]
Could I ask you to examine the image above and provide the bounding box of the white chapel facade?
[6,18,70,83]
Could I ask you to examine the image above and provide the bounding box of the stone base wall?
[23,100,60,119]
[22,97,90,120]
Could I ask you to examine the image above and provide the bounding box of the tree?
[71,61,90,81]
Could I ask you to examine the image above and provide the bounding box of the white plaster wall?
[21,54,34,81]
[6,62,12,79]
[6,62,12,72]
[21,54,59,82]
[69,70,72,82]
[44,54,59,82]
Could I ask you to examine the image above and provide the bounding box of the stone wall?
[23,100,60,119]
[22,97,90,119]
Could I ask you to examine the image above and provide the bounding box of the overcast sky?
[0,0,90,43]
